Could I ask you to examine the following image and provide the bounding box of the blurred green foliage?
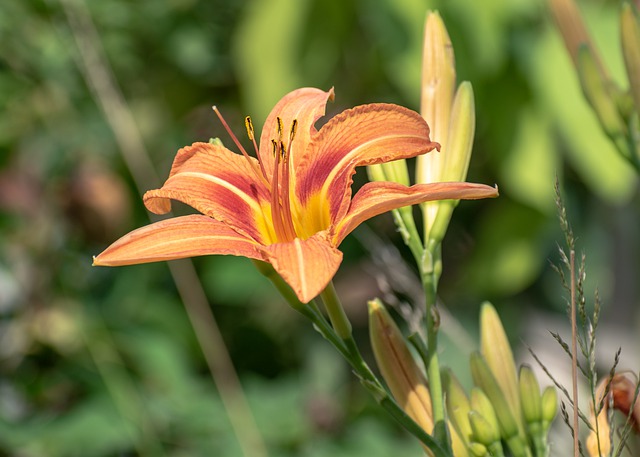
[0,0,638,455]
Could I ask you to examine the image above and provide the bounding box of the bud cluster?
[369,300,558,457]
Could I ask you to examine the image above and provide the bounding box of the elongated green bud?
[442,369,472,457]
[443,368,473,443]
[621,2,640,120]
[367,161,411,187]
[367,163,388,183]
[577,45,630,160]
[443,82,475,183]
[450,422,472,457]
[519,364,542,425]
[470,388,500,438]
[468,411,501,449]
[520,365,551,457]
[480,303,525,436]
[470,352,531,457]
[468,442,490,457]
[540,386,558,430]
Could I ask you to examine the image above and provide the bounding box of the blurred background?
[1,0,638,455]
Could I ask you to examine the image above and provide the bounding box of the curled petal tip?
[327,86,336,101]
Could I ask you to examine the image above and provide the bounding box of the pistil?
[212,106,266,185]
[278,120,298,241]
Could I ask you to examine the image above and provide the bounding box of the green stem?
[319,281,352,340]
[256,264,450,456]
[315,284,450,456]
[422,242,450,452]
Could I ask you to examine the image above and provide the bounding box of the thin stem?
[570,250,580,457]
[422,242,450,452]
[320,281,353,340]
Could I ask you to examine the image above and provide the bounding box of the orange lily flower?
[94,87,497,303]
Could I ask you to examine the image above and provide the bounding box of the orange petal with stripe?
[334,181,498,243]
[143,142,273,244]
[93,215,262,266]
[295,103,438,233]
[259,87,335,177]
[262,231,343,303]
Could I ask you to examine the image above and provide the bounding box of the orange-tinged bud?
[368,299,434,437]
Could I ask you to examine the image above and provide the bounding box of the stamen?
[212,106,264,182]
[245,115,267,180]
[244,116,255,140]
[269,142,288,242]
[267,119,299,242]
[279,140,297,241]
[276,117,284,140]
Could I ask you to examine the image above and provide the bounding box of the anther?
[271,139,278,158]
[276,117,284,140]
[212,106,268,185]
[279,141,287,160]
[245,116,255,141]
[289,119,298,142]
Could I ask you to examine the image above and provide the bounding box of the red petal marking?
[261,232,343,303]
[295,104,438,234]
[143,142,274,244]
[259,88,335,178]
[334,181,498,244]
[93,215,262,266]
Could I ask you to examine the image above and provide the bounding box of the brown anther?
[245,116,255,141]
[276,117,284,140]
[289,119,298,142]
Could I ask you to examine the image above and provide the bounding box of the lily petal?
[259,87,335,176]
[262,232,343,303]
[295,104,438,235]
[334,181,498,243]
[93,214,262,266]
[144,142,274,243]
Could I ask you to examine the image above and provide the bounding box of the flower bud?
[621,3,640,119]
[468,442,490,457]
[470,388,501,444]
[468,411,501,450]
[576,46,628,153]
[368,299,433,436]
[518,364,542,425]
[470,352,530,457]
[443,368,473,443]
[418,11,477,244]
[540,385,558,430]
[480,303,524,436]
